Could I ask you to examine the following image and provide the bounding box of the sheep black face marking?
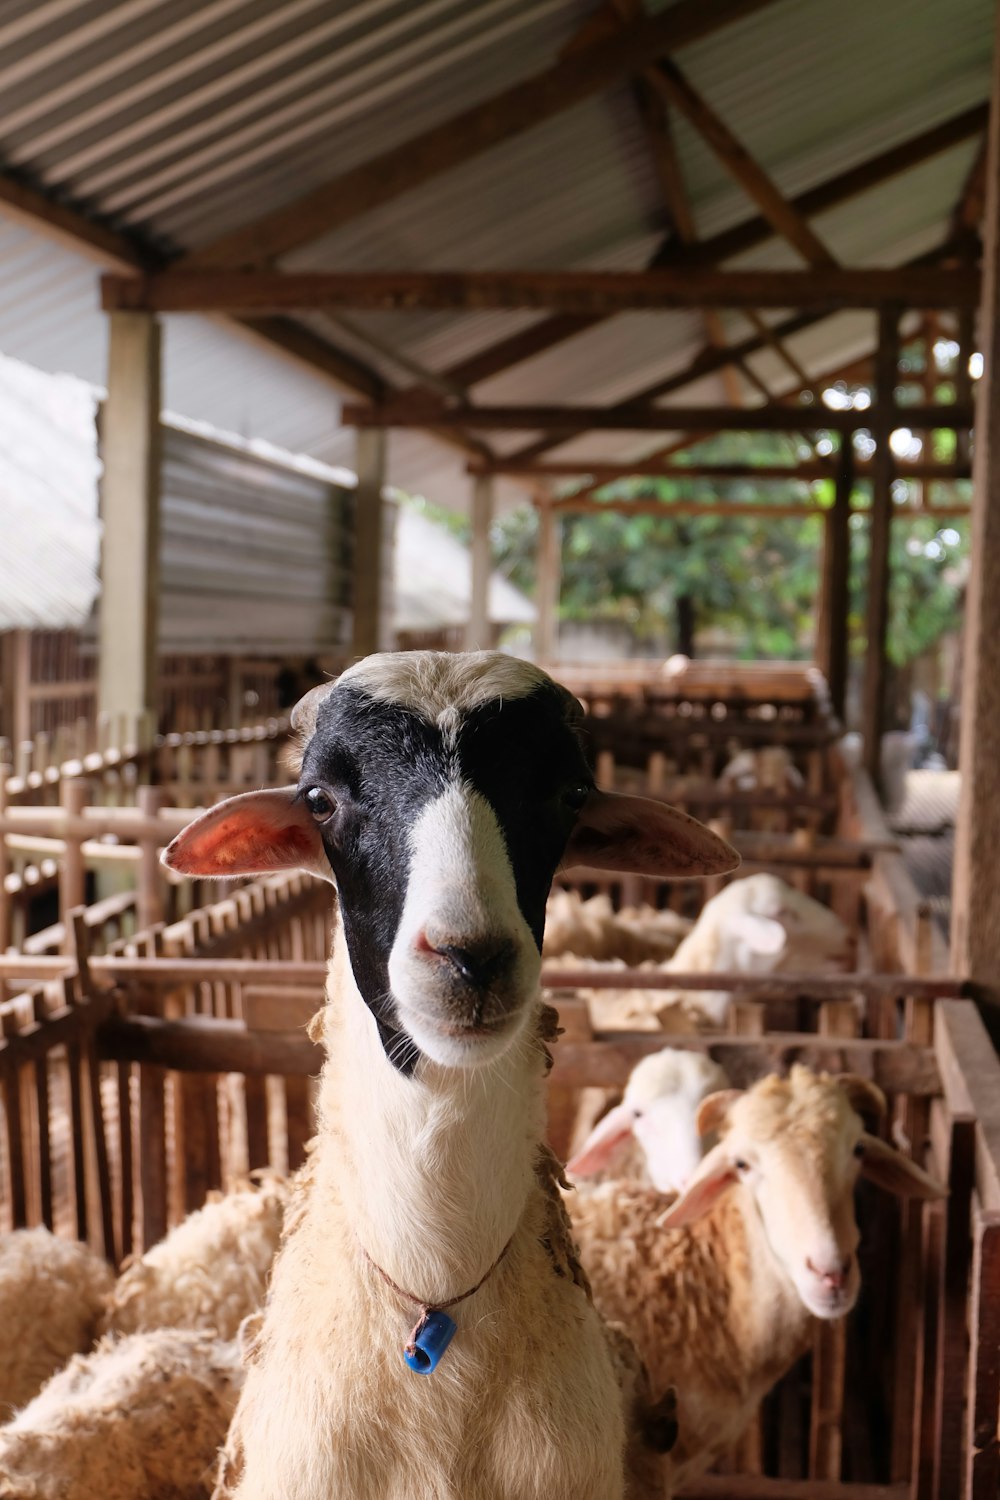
[299,682,591,1075]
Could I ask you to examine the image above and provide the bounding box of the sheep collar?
[359,1232,515,1374]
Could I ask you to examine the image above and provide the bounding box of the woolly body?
[103,1176,288,1340]
[0,1329,242,1500]
[543,890,690,966]
[0,1228,112,1417]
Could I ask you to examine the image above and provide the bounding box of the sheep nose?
[806,1256,852,1292]
[419,934,515,990]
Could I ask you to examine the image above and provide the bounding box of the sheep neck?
[727,1186,815,1378]
[318,923,544,1306]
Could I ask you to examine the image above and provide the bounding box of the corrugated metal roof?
[0,0,992,514]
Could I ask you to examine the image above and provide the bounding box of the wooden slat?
[117,1060,134,1262]
[137,1064,168,1250]
[284,1076,313,1173]
[105,267,981,316]
[965,1209,1000,1500]
[85,1039,116,1261]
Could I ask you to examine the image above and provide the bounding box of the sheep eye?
[564,784,591,812]
[304,787,336,823]
[853,1142,865,1159]
[734,1158,751,1174]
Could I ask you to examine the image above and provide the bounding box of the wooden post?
[826,438,854,722]
[862,305,900,787]
[953,3,1000,1004]
[467,473,494,651]
[98,311,161,724]
[535,501,561,663]
[351,427,389,658]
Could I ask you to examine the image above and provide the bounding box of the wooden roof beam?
[178,0,780,271]
[664,103,989,270]
[343,401,972,434]
[534,496,970,519]
[467,458,972,481]
[103,266,980,315]
[653,59,838,268]
[376,107,986,411]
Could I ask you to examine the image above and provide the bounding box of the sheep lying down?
[569,1065,946,1491]
[0,1228,113,1418]
[571,873,853,1032]
[0,1329,242,1500]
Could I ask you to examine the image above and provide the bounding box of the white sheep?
[569,1065,946,1491]
[163,650,739,1500]
[543,889,691,966]
[643,872,852,1028]
[0,1328,243,1500]
[102,1175,289,1340]
[0,1228,113,1417]
[566,1048,730,1192]
[717,745,804,794]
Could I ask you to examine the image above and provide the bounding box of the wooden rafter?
[951,133,989,245]
[654,59,838,268]
[178,0,780,271]
[377,106,987,414]
[102,266,980,315]
[664,103,988,269]
[536,497,970,519]
[467,458,971,481]
[343,401,971,434]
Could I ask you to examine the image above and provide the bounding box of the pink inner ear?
[179,818,314,874]
[656,1149,736,1228]
[566,1104,636,1177]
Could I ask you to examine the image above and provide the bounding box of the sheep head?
[163,652,738,1078]
[657,1065,946,1320]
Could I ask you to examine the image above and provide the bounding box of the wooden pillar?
[826,437,854,723]
[467,474,493,651]
[862,305,901,786]
[98,311,161,724]
[351,427,389,659]
[535,501,561,663]
[952,0,1000,1000]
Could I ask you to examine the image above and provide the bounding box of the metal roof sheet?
[0,0,991,516]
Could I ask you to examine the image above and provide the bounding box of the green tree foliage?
[491,342,970,666]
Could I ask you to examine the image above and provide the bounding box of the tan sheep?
[0,1328,243,1500]
[103,1175,289,1340]
[0,1228,113,1418]
[569,1066,946,1492]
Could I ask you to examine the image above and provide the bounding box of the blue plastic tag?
[404,1309,457,1374]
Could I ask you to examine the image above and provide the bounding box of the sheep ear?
[565,1103,636,1178]
[656,1142,736,1228]
[729,911,786,956]
[561,792,740,878]
[161,788,331,881]
[857,1134,947,1200]
[837,1075,887,1122]
[696,1088,743,1138]
[290,680,336,735]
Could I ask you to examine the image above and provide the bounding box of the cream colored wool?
[103,1176,289,1340]
[543,890,691,966]
[0,1329,243,1500]
[0,1228,112,1418]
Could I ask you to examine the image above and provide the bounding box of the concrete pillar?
[535,502,561,663]
[351,428,389,659]
[98,311,161,725]
[466,474,494,651]
[952,1,1000,1000]
[862,305,900,787]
